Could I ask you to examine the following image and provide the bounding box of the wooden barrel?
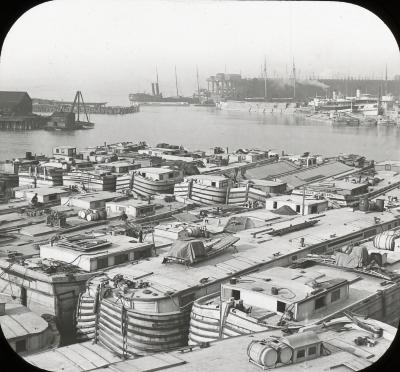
[87,211,99,222]
[373,232,395,250]
[247,341,278,367]
[276,341,293,364]
[359,197,369,211]
[78,210,87,219]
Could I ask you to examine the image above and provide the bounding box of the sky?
[0,0,399,105]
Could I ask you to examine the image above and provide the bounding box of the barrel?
[276,342,293,364]
[359,197,369,211]
[187,226,202,237]
[87,211,99,222]
[373,232,395,250]
[78,210,87,219]
[247,341,278,367]
[375,199,385,212]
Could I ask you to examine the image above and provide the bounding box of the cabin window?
[48,194,57,201]
[114,254,129,265]
[315,296,326,310]
[310,205,318,214]
[232,289,241,300]
[276,301,286,313]
[296,205,301,213]
[308,346,317,355]
[56,148,60,153]
[15,339,27,352]
[159,175,164,180]
[385,164,391,171]
[331,289,341,303]
[273,201,278,209]
[211,182,216,187]
[296,349,305,359]
[97,257,108,269]
[169,173,174,179]
[291,255,297,261]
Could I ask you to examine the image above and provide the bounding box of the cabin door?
[56,290,78,344]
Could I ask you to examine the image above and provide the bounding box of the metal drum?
[276,342,293,364]
[373,232,396,251]
[359,198,369,211]
[375,199,385,212]
[247,341,278,367]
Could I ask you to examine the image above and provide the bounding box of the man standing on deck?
[31,193,38,206]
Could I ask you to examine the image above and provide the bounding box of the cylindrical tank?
[186,226,202,237]
[373,232,395,251]
[375,199,385,212]
[359,197,369,211]
[87,211,99,222]
[276,342,293,364]
[247,341,278,367]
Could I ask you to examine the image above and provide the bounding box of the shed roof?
[0,91,30,107]
[245,161,299,180]
[0,303,48,340]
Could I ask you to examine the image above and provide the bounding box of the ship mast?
[292,58,296,101]
[264,56,267,101]
[196,65,200,97]
[385,64,388,95]
[175,66,179,97]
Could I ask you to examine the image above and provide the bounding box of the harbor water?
[0,106,399,161]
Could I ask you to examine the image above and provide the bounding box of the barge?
[73,206,400,357]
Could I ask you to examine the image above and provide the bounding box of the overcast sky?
[0,0,399,105]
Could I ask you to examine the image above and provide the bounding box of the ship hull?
[132,174,181,197]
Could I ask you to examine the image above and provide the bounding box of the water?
[1,106,399,161]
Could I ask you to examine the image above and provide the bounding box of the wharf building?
[206,73,400,101]
[0,91,46,131]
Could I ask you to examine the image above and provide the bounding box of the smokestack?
[155,83,160,96]
[356,89,360,98]
[151,83,156,96]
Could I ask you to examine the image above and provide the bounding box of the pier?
[32,99,140,115]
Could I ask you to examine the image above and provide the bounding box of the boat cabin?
[14,186,70,204]
[105,199,156,218]
[60,191,119,210]
[0,302,58,356]
[40,234,154,272]
[135,167,183,182]
[53,146,77,160]
[221,267,349,322]
[265,195,328,215]
[186,174,231,189]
